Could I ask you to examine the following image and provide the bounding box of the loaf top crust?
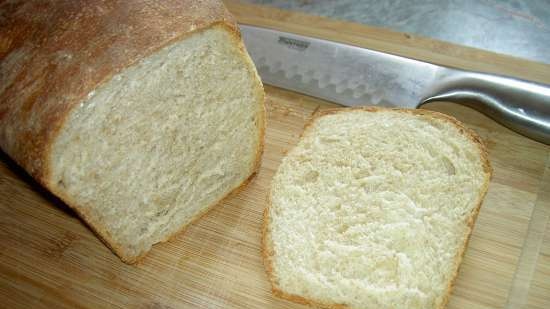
[0,0,236,180]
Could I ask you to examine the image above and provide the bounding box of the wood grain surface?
[1,1,549,308]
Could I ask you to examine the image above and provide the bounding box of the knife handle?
[421,71,550,144]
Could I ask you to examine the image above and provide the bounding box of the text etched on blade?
[278,36,310,51]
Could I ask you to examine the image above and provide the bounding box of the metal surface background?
[244,0,550,65]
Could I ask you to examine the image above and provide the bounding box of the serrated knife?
[239,24,550,144]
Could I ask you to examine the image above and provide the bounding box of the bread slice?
[264,107,491,309]
[0,1,264,263]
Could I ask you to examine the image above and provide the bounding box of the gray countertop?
[243,0,550,65]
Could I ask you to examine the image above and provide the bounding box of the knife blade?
[239,24,550,144]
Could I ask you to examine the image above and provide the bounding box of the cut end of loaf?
[48,25,264,262]
[265,108,491,309]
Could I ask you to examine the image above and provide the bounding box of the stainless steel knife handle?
[421,71,550,144]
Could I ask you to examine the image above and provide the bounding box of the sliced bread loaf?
[0,0,264,263]
[264,107,491,309]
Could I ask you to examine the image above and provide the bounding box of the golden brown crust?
[262,106,493,309]
[0,0,265,264]
[0,0,235,181]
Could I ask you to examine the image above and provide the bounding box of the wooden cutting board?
[1,2,549,309]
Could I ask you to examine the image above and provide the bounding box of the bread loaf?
[0,0,265,263]
[264,108,491,309]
